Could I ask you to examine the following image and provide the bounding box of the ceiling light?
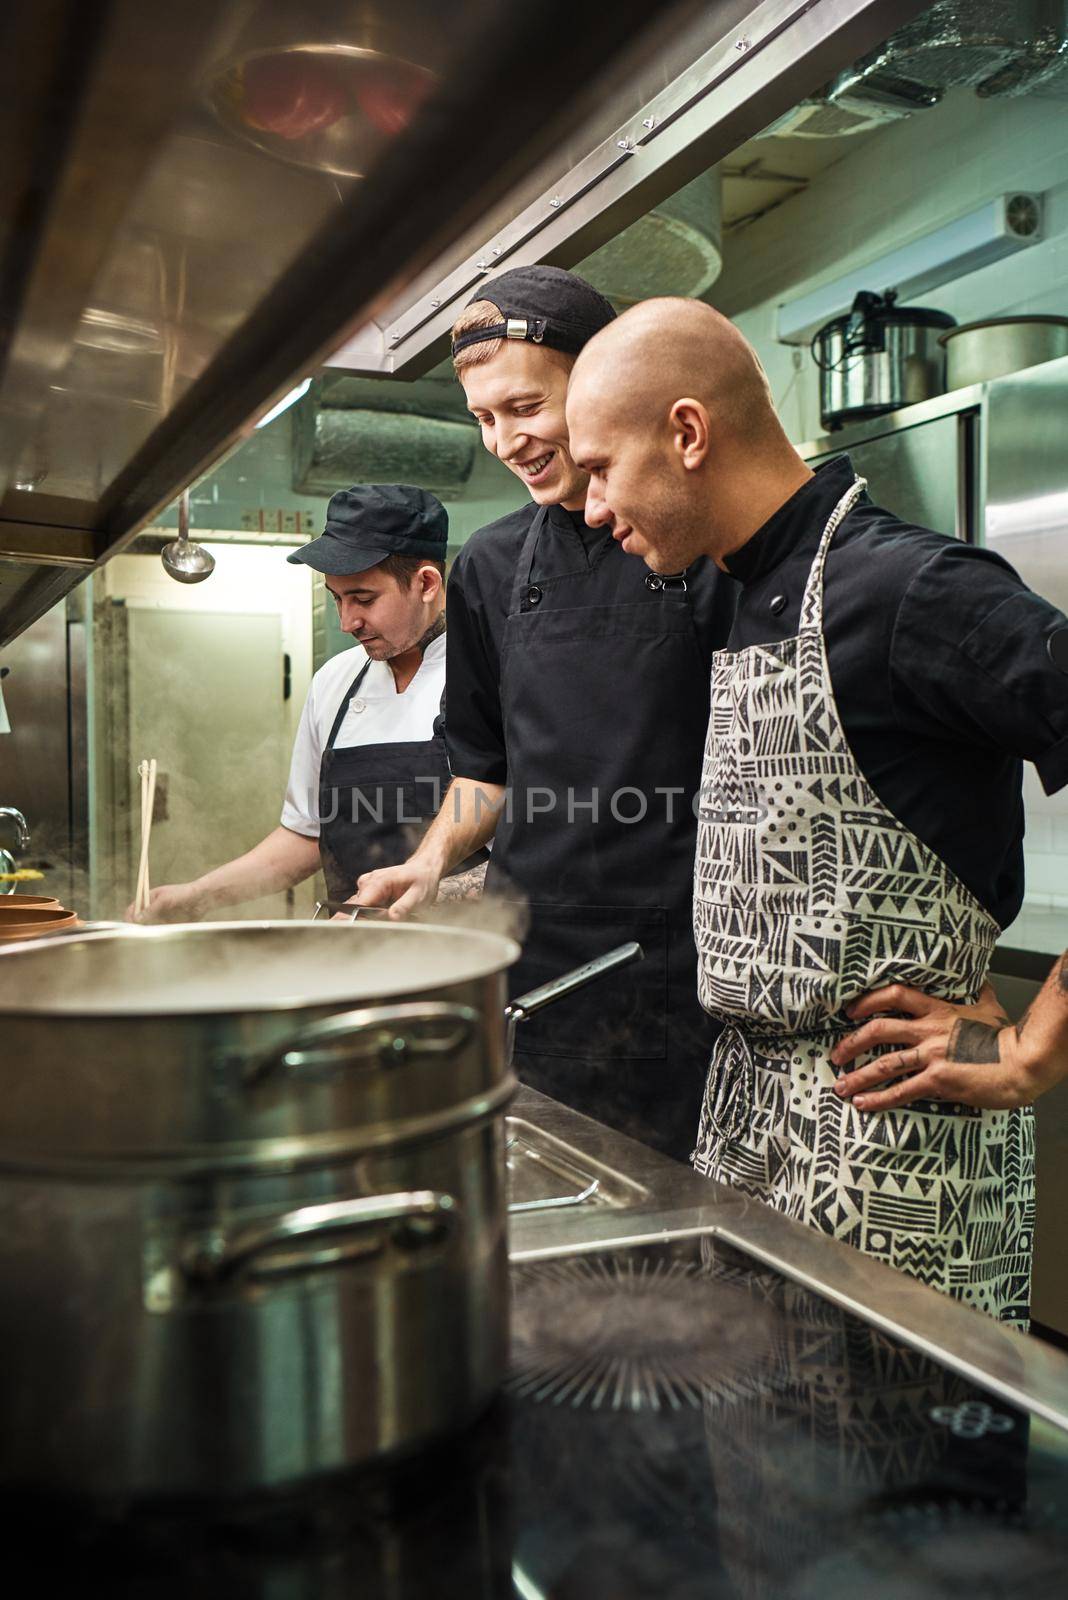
[255,377,312,429]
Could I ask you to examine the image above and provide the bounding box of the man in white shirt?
[130,484,476,921]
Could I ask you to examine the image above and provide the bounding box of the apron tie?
[703,1023,755,1146]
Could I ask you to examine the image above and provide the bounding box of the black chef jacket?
[446,503,732,777]
[723,455,1068,928]
[445,498,738,1159]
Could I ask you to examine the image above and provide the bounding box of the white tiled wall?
[715,84,1068,952]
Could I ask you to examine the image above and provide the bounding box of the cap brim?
[286,537,389,576]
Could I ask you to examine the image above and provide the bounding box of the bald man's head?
[567,297,808,571]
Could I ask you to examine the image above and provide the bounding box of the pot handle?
[181,1190,458,1285]
[242,1001,478,1084]
[503,941,643,1058]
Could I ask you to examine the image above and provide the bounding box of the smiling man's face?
[460,341,588,511]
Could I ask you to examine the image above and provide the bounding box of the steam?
[422,882,530,946]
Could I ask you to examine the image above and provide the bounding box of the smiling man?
[356,267,737,1159]
[129,484,481,921]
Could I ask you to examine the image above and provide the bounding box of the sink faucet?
[0,808,30,853]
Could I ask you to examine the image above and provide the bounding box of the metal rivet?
[616,137,633,151]
[735,37,750,51]
[429,298,441,308]
[388,333,400,345]
[491,246,502,256]
[549,196,563,209]
[475,258,489,270]
[642,116,657,130]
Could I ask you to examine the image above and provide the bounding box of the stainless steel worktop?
[508,1087,1068,1436]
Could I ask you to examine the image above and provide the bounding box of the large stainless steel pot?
[0,922,638,1500]
[0,920,520,1153]
[813,290,955,431]
[940,315,1068,390]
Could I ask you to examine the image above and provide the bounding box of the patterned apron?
[692,478,1035,1326]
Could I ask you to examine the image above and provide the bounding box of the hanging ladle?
[161,490,215,584]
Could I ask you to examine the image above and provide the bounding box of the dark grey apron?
[487,504,723,1159]
[317,657,459,902]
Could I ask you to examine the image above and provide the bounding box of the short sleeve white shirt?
[281,636,446,838]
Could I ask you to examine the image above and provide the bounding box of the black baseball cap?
[451,265,616,359]
[287,484,448,576]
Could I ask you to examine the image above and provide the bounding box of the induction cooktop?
[5,1231,1067,1599]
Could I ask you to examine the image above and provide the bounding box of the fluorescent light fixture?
[254,377,312,429]
[512,1563,548,1600]
[776,193,1044,345]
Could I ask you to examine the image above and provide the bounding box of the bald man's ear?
[669,399,711,470]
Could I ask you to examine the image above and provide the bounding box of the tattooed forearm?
[1015,1002,1034,1042]
[947,1019,1002,1064]
[435,863,487,902]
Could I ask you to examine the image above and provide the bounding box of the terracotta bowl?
[0,907,80,942]
[0,894,62,910]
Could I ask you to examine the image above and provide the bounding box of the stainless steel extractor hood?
[0,0,927,644]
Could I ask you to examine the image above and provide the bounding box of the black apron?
[317,656,457,902]
[487,506,722,1159]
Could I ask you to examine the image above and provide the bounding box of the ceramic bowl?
[0,907,80,942]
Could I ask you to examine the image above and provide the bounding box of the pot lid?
[0,921,520,1016]
[939,315,1068,344]
[820,302,956,332]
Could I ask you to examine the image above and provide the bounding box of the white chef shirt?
[281,635,446,839]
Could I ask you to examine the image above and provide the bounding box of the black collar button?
[1048,627,1068,673]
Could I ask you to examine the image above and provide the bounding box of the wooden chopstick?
[135,758,157,917]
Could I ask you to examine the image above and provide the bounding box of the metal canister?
[940,316,1068,390]
[813,290,955,431]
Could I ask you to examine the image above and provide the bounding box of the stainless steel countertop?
[509,1087,1068,1435]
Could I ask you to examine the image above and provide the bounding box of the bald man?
[567,297,1068,1327]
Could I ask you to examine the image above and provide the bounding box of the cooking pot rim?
[938,314,1068,345]
[0,920,521,1018]
[817,304,956,336]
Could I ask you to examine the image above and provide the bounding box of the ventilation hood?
[292,373,478,498]
[0,0,930,643]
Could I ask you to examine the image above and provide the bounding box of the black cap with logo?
[451,265,616,360]
[287,484,448,576]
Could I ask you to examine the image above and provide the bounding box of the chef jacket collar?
[724,456,857,587]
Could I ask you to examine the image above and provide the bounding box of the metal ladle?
[161,490,215,584]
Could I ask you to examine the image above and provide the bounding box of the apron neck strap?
[325,656,373,752]
[509,504,552,615]
[799,476,867,634]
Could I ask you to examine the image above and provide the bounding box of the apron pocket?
[512,904,668,1060]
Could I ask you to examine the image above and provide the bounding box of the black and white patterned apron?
[692,478,1035,1326]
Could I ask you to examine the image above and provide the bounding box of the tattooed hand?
[829,981,1044,1112]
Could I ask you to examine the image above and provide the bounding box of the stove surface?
[5,1231,1067,1598]
[507,1234,1068,1599]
